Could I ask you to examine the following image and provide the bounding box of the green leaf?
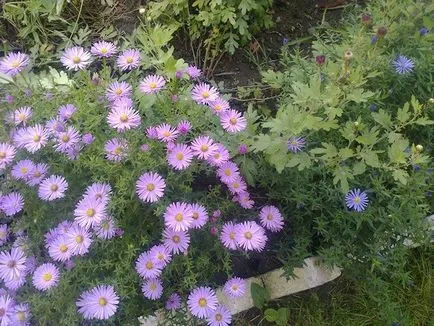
[251,283,269,309]
[286,152,312,170]
[361,151,380,167]
[388,139,409,164]
[276,308,290,325]
[352,161,366,175]
[414,117,434,125]
[396,102,411,123]
[392,169,409,185]
[261,70,284,89]
[372,110,393,130]
[264,308,278,322]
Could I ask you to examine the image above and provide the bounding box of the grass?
[234,246,433,326]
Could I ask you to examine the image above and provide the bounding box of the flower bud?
[315,55,326,66]
[139,7,146,14]
[361,14,372,25]
[416,144,423,152]
[344,50,353,60]
[376,26,387,37]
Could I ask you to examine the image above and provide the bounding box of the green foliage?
[251,282,270,309]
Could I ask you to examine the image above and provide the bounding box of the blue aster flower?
[345,188,369,212]
[287,136,306,153]
[392,55,415,74]
[419,27,429,36]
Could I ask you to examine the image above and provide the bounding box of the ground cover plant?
[0,0,432,325]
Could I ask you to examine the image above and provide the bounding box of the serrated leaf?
[392,169,409,185]
[372,110,393,130]
[396,102,411,123]
[388,139,409,164]
[414,117,434,125]
[361,151,380,167]
[352,161,366,175]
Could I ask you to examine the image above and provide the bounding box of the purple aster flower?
[155,124,179,143]
[220,110,247,133]
[104,138,128,161]
[0,225,8,246]
[45,118,66,135]
[189,203,208,229]
[21,124,50,153]
[209,98,230,115]
[207,143,230,167]
[44,92,54,101]
[116,49,141,71]
[60,46,92,71]
[11,159,35,181]
[171,94,179,102]
[207,304,232,326]
[65,223,92,255]
[287,136,306,153]
[176,120,192,134]
[186,65,201,78]
[106,81,132,102]
[58,104,77,121]
[107,105,141,132]
[38,175,68,201]
[166,293,182,310]
[32,263,59,291]
[164,202,194,231]
[187,286,218,319]
[223,277,246,298]
[191,135,218,160]
[76,285,120,320]
[392,55,415,74]
[74,197,107,229]
[0,143,16,170]
[13,107,32,126]
[220,222,238,250]
[24,256,37,274]
[419,27,429,36]
[140,144,149,152]
[139,75,166,93]
[0,52,30,76]
[146,126,159,139]
[238,144,248,155]
[259,205,284,232]
[217,161,240,184]
[48,235,72,262]
[94,217,116,240]
[149,244,172,268]
[235,221,267,252]
[136,172,166,203]
[90,41,117,58]
[235,191,254,209]
[65,259,76,271]
[0,192,24,216]
[82,133,95,145]
[142,278,163,300]
[345,188,369,212]
[54,126,81,153]
[0,247,27,281]
[84,182,112,203]
[167,143,194,170]
[163,229,190,254]
[192,83,219,105]
[0,295,15,325]
[11,303,31,325]
[4,94,14,103]
[26,162,49,186]
[4,272,26,291]
[175,70,185,79]
[135,251,162,280]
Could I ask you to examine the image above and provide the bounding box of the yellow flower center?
[20,167,28,174]
[11,60,20,68]
[244,231,252,239]
[354,196,361,203]
[213,153,220,159]
[7,260,16,268]
[101,48,108,54]
[176,152,184,161]
[50,184,58,192]
[149,82,157,89]
[229,117,237,125]
[192,212,199,220]
[175,213,183,222]
[72,56,81,64]
[198,298,207,307]
[267,213,273,221]
[215,313,223,321]
[157,253,164,260]
[146,261,153,270]
[172,235,180,243]
[62,135,70,143]
[120,113,128,122]
[232,182,240,189]
[200,145,208,152]
[34,171,41,177]
[150,283,157,291]
[86,208,95,217]
[215,105,221,111]
[16,311,25,321]
[0,152,6,159]
[59,244,68,253]
[75,235,83,243]
[102,222,110,230]
[162,131,171,137]
[114,88,123,95]
[42,273,52,281]
[18,113,26,121]
[232,285,238,291]
[98,297,107,306]
[146,183,155,191]
[229,232,235,240]
[224,169,231,176]
[202,91,210,99]
[114,147,122,155]
[126,57,133,64]
[33,135,41,142]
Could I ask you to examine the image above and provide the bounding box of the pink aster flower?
[76,285,120,320]
[26,163,49,186]
[191,136,218,160]
[48,235,72,262]
[191,83,219,105]
[58,104,77,121]
[94,217,116,240]
[209,98,230,115]
[32,263,59,291]
[0,247,26,281]
[4,272,26,290]
[91,41,117,58]
[223,277,246,298]
[0,295,15,325]
[11,159,35,181]
[65,223,92,256]
[176,120,192,134]
[207,304,232,326]
[1,192,24,216]
[21,124,49,153]
[11,303,31,325]
[139,75,166,94]
[106,81,132,102]
[235,192,255,209]
[189,203,208,229]
[84,182,112,203]
[259,205,284,232]
[220,109,247,133]
[54,126,81,153]
[163,229,190,254]
[217,161,240,184]
[227,177,247,195]
[107,105,141,132]
[13,107,32,126]
[38,175,68,201]
[45,118,66,135]
[142,278,163,300]
[149,244,172,268]
[61,46,92,71]
[82,133,95,145]
[167,143,194,170]
[74,197,107,229]
[136,172,166,203]
[104,138,128,161]
[164,202,194,231]
[235,221,267,251]
[166,293,182,310]
[135,251,162,279]
[187,286,218,319]
[0,225,8,246]
[0,52,29,76]
[186,65,201,78]
[155,123,179,142]
[116,49,141,71]
[220,222,238,250]
[0,143,16,170]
